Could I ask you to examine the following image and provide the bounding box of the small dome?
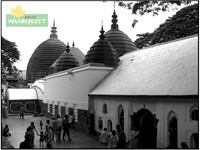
[83,26,119,67]
[49,44,79,74]
[70,42,85,65]
[105,10,137,57]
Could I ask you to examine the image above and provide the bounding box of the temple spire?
[53,18,55,26]
[111,6,119,30]
[99,22,105,39]
[72,41,75,47]
[66,42,70,52]
[50,19,58,38]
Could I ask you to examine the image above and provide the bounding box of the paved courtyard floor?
[2,115,107,149]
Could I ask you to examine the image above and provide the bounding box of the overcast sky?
[2,1,180,71]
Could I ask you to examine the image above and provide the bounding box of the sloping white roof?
[90,35,198,96]
[31,79,45,93]
[7,88,38,100]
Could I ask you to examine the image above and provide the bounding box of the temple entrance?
[130,108,159,148]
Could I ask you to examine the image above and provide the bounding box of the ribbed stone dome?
[26,22,84,83]
[83,26,119,67]
[49,44,79,74]
[105,10,137,57]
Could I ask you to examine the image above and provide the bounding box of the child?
[37,131,46,146]
[40,121,43,130]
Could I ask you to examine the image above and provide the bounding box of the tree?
[118,1,191,16]
[134,3,198,49]
[1,36,20,74]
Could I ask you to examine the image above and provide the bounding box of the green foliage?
[134,3,198,49]
[118,1,191,16]
[1,36,20,74]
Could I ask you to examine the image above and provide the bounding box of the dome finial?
[114,1,116,10]
[111,8,119,30]
[66,42,70,52]
[50,19,58,38]
[99,21,105,39]
[72,41,75,47]
[53,18,55,26]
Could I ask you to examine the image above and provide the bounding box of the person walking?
[20,105,25,119]
[51,116,57,142]
[63,115,72,141]
[116,124,126,148]
[29,122,37,148]
[108,130,118,148]
[56,115,63,142]
[47,127,53,148]
[44,120,52,148]
[98,128,110,144]
[20,126,33,148]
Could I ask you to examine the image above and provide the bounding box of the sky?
[2,1,181,71]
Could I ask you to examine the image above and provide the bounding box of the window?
[191,110,198,121]
[190,105,198,121]
[98,117,103,130]
[103,103,108,114]
[107,119,112,132]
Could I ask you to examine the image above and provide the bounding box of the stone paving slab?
[2,115,107,149]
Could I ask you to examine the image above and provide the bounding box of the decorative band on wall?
[10,102,23,113]
[25,102,36,112]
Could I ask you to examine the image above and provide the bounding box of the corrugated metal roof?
[90,35,198,96]
[7,88,38,100]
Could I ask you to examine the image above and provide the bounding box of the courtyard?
[1,115,107,149]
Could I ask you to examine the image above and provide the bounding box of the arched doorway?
[118,105,124,130]
[167,111,178,148]
[190,133,198,148]
[107,119,112,132]
[130,108,158,148]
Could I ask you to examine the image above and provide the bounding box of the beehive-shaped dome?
[83,26,119,67]
[70,41,85,65]
[105,10,137,57]
[48,43,79,74]
[26,21,84,83]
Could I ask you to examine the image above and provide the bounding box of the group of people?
[19,113,74,149]
[98,124,127,148]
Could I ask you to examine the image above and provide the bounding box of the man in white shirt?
[99,128,110,144]
[56,115,63,142]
